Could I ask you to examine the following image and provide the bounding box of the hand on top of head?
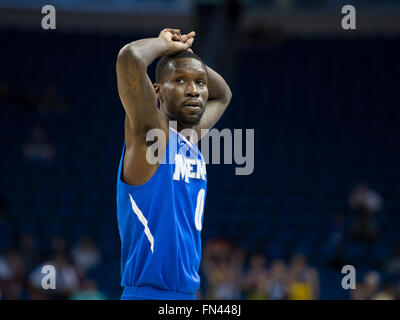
[158,28,195,56]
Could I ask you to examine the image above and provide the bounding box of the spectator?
[69,278,106,300]
[1,250,27,299]
[350,282,367,300]
[0,255,11,279]
[363,271,381,300]
[71,235,101,274]
[348,183,382,242]
[265,259,289,300]
[22,125,55,162]
[29,253,80,299]
[241,253,269,299]
[201,238,232,283]
[203,237,233,267]
[205,260,242,300]
[287,254,320,300]
[373,283,397,300]
[349,183,382,214]
[28,236,77,299]
[202,238,242,300]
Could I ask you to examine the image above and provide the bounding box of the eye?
[197,80,206,86]
[176,78,184,83]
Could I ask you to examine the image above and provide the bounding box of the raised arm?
[116,29,195,185]
[188,56,232,139]
[116,29,195,140]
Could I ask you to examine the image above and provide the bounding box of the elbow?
[224,87,232,105]
[117,45,146,71]
[227,88,232,103]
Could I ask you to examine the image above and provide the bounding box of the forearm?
[118,37,169,69]
[206,65,232,102]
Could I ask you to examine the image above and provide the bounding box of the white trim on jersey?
[170,127,194,147]
[128,193,154,253]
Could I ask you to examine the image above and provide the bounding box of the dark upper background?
[0,0,399,300]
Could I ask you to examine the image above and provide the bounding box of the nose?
[185,81,199,97]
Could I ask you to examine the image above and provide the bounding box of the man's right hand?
[158,28,195,56]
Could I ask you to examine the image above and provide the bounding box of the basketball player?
[116,28,232,300]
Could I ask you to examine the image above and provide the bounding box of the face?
[156,57,208,127]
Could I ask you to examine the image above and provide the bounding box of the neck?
[160,110,194,133]
[176,122,194,133]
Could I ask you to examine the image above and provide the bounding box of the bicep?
[116,50,159,134]
[195,98,231,139]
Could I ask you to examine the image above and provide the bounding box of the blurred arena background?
[0,0,399,300]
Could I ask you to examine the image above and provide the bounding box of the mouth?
[183,101,202,113]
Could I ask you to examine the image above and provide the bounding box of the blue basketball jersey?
[116,127,207,300]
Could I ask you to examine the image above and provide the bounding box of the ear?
[154,83,163,103]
